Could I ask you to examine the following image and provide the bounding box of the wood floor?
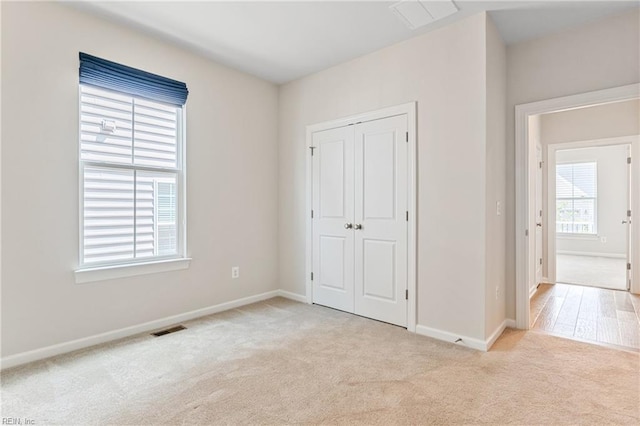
[531,283,640,350]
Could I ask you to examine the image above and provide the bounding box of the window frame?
[77,84,188,272]
[555,160,598,236]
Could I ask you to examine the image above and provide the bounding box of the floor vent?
[151,325,186,337]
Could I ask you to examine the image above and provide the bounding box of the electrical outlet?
[496,201,501,216]
[600,236,607,243]
[231,266,240,279]
[495,286,499,300]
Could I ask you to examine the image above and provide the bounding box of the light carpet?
[1,297,639,424]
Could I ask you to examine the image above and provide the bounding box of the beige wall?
[542,100,639,145]
[485,17,507,337]
[1,2,279,357]
[279,13,504,341]
[506,10,640,319]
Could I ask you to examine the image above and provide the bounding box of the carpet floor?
[1,297,639,425]
[556,254,627,290]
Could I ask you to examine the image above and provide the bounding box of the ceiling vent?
[390,0,458,30]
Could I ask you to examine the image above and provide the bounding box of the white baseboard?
[485,319,510,351]
[529,285,539,299]
[416,319,512,352]
[1,290,283,371]
[276,290,308,303]
[557,250,626,259]
[415,325,487,351]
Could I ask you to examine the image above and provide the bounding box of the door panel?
[354,115,408,326]
[319,236,346,290]
[312,126,354,312]
[626,144,632,290]
[362,239,396,300]
[535,145,543,287]
[363,131,396,220]
[319,140,346,218]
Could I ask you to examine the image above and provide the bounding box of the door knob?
[354,224,362,230]
[344,223,353,229]
[536,223,542,227]
[622,220,629,224]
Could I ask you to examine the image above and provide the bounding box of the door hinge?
[540,258,543,265]
[406,211,409,222]
[311,210,314,219]
[628,157,632,164]
[628,210,632,218]
[539,161,543,169]
[311,272,314,281]
[405,132,409,142]
[525,229,529,237]
[405,289,408,300]
[310,146,316,156]
[628,263,632,271]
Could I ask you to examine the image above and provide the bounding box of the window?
[556,162,597,234]
[78,53,188,269]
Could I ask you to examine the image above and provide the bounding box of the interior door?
[311,114,409,328]
[535,145,543,287]
[311,126,355,312]
[625,145,632,290]
[354,116,408,326]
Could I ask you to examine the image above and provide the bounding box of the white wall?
[1,2,279,357]
[484,17,507,337]
[279,13,504,341]
[506,9,640,319]
[554,145,630,256]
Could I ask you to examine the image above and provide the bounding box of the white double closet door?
[312,114,408,327]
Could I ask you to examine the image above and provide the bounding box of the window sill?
[75,258,191,284]
[557,233,599,240]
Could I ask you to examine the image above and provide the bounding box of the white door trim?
[305,102,417,332]
[546,136,639,286]
[515,83,640,329]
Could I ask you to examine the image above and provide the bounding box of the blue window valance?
[79,52,188,106]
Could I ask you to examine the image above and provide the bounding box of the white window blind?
[80,85,182,267]
[556,162,597,234]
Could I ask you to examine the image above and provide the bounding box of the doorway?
[515,84,640,331]
[550,142,632,291]
[305,103,417,330]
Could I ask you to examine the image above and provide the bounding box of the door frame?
[515,83,640,329]
[305,102,417,332]
[546,136,638,288]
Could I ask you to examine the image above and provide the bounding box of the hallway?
[531,283,639,350]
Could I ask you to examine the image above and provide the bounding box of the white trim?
[305,102,418,332]
[505,319,516,328]
[546,136,638,285]
[75,257,191,284]
[415,325,486,351]
[276,290,308,303]
[557,250,627,259]
[515,84,640,329]
[0,290,281,370]
[530,284,539,299]
[485,320,510,351]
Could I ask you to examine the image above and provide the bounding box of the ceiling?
[67,1,639,84]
